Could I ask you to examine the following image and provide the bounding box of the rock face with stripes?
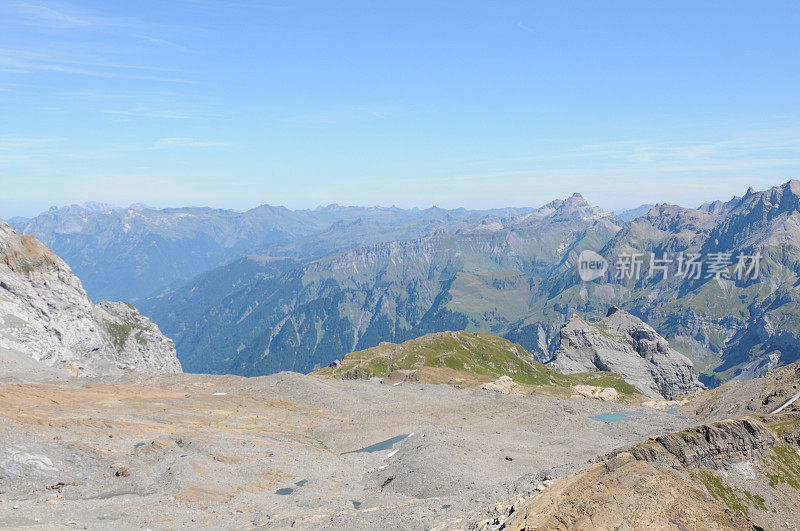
[0,221,181,378]
[550,306,703,399]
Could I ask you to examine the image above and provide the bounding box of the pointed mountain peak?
[783,179,800,195]
[567,192,588,204]
[545,192,605,221]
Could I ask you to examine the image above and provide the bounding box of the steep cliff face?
[550,306,704,399]
[0,222,180,377]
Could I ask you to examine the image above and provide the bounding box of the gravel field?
[0,372,694,529]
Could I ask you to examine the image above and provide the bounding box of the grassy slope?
[313,330,638,395]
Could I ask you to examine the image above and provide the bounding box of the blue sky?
[1,1,799,217]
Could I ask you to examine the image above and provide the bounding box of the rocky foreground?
[1,218,799,529]
[0,371,692,529]
[1,365,799,530]
[483,410,800,530]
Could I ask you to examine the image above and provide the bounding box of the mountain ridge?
[15,181,800,386]
[10,200,583,301]
[138,205,619,375]
[0,221,181,377]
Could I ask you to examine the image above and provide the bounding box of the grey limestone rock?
[0,221,181,377]
[550,306,703,399]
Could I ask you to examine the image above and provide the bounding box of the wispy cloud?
[0,135,64,166]
[517,22,535,34]
[101,107,203,120]
[155,137,228,148]
[448,129,800,176]
[0,135,56,152]
[380,129,800,210]
[2,1,154,30]
[0,61,190,82]
[572,129,800,166]
[0,48,192,82]
[178,0,293,11]
[9,1,94,28]
[0,135,124,161]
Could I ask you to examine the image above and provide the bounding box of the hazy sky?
[2,1,799,217]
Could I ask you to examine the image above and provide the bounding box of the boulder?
[481,375,516,394]
[572,385,619,402]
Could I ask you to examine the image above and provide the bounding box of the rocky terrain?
[480,408,800,530]
[2,360,799,529]
[688,358,800,420]
[0,222,180,377]
[468,362,800,530]
[550,306,704,399]
[0,370,694,530]
[0,226,797,528]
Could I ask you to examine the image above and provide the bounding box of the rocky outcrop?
[704,179,800,252]
[572,384,619,401]
[477,452,756,531]
[481,375,516,394]
[629,417,777,469]
[481,417,795,531]
[474,407,800,530]
[0,222,181,377]
[550,306,703,399]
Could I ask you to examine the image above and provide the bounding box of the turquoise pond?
[591,412,637,422]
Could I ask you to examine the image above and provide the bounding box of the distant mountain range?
[613,204,654,222]
[8,202,562,302]
[540,181,800,385]
[10,182,800,387]
[136,193,616,374]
